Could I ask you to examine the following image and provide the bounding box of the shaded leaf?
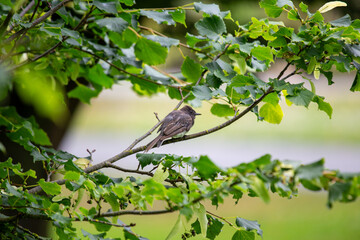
[195,15,226,39]
[235,217,263,237]
[194,2,221,16]
[296,159,324,180]
[169,9,186,26]
[192,85,212,100]
[286,89,314,107]
[144,35,179,48]
[136,153,166,168]
[193,155,222,179]
[140,10,175,25]
[93,0,118,15]
[96,18,128,33]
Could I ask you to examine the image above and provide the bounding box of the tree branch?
[10,5,95,70]
[98,209,175,217]
[76,48,181,89]
[7,0,73,42]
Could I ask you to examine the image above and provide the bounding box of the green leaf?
[91,218,112,232]
[38,179,61,195]
[299,2,308,12]
[166,214,183,240]
[193,155,222,179]
[181,57,202,83]
[134,37,168,65]
[140,10,175,25]
[0,66,11,101]
[136,153,166,168]
[68,84,101,104]
[120,0,134,6]
[169,9,186,27]
[206,216,224,240]
[259,103,283,124]
[311,11,324,23]
[210,103,235,117]
[192,85,212,100]
[153,163,169,183]
[330,14,351,27]
[313,96,333,119]
[286,89,315,107]
[109,28,137,49]
[61,28,80,39]
[235,217,263,237]
[93,0,118,15]
[287,9,300,21]
[296,159,324,180]
[14,71,67,125]
[192,203,208,237]
[88,64,113,89]
[229,54,247,75]
[232,230,255,240]
[251,46,273,62]
[350,72,360,92]
[64,171,80,181]
[259,0,283,18]
[95,18,128,33]
[250,176,270,203]
[194,2,221,16]
[262,92,279,105]
[327,182,352,208]
[195,15,226,39]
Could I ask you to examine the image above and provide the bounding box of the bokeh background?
[56,0,360,239]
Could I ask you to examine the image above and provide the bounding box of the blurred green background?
[57,0,360,239]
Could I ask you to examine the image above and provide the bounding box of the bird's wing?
[161,113,193,137]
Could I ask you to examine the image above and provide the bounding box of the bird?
[145,105,201,152]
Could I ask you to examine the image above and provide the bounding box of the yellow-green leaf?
[259,103,283,124]
[318,1,347,13]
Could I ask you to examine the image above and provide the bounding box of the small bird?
[145,106,201,152]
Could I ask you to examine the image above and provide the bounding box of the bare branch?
[81,219,136,228]
[99,209,175,217]
[154,112,161,122]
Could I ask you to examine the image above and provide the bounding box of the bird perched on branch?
[145,105,201,152]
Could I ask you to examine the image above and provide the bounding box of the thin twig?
[154,112,161,122]
[99,209,175,217]
[82,219,136,228]
[206,210,234,227]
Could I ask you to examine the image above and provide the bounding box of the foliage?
[0,0,360,239]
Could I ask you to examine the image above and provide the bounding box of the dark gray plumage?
[145,106,201,152]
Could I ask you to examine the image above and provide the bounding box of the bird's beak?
[195,113,201,115]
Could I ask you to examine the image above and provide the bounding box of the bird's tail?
[144,135,163,152]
